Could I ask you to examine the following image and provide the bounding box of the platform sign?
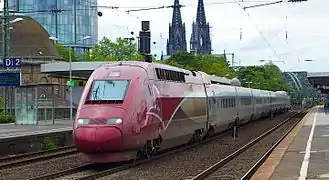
[0,70,21,87]
[67,80,76,87]
[2,58,22,68]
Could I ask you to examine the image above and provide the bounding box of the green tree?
[166,52,235,78]
[55,43,79,62]
[85,37,143,61]
[0,97,3,109]
[235,63,288,91]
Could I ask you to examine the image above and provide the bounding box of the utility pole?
[2,0,10,114]
[73,0,77,44]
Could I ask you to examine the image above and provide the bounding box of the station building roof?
[307,72,329,93]
[0,15,62,61]
[41,62,108,78]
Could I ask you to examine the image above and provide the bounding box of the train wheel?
[206,126,215,138]
[249,114,254,122]
[137,140,158,160]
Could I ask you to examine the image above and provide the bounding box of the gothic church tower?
[190,0,212,54]
[166,0,187,55]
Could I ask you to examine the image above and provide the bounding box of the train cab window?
[88,80,130,101]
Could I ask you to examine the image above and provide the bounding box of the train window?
[165,70,169,80]
[88,80,130,101]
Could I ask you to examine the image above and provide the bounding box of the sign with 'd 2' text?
[2,58,22,68]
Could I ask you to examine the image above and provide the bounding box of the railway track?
[28,109,305,180]
[185,108,309,180]
[30,131,234,180]
[0,145,77,169]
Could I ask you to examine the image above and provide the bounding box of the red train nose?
[74,127,123,153]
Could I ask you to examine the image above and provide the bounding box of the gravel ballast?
[204,115,303,179]
[97,111,298,180]
[0,154,86,180]
[0,111,300,180]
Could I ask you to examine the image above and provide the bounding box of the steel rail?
[66,111,296,180]
[30,110,301,180]
[28,163,95,180]
[31,130,233,180]
[240,109,310,179]
[0,145,77,169]
[185,108,308,180]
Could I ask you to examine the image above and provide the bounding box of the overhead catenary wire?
[6,0,290,58]
[232,0,283,61]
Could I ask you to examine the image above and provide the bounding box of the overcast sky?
[96,0,328,72]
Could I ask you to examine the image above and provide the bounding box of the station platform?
[0,119,73,140]
[251,106,329,180]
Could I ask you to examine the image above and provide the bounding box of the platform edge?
[250,107,316,180]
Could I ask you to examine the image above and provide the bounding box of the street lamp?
[49,35,91,121]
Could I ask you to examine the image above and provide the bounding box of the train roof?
[97,61,288,95]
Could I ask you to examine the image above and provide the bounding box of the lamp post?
[49,36,91,121]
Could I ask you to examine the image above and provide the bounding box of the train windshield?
[88,80,130,101]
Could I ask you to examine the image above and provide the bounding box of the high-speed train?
[73,61,291,163]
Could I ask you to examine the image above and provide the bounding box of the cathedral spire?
[196,0,207,26]
[172,0,183,26]
[166,0,187,55]
[190,0,212,54]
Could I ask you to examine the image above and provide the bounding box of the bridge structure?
[283,71,320,106]
[307,72,329,107]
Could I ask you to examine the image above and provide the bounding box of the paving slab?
[252,106,329,180]
[0,119,73,139]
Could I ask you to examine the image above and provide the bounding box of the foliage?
[235,63,288,91]
[0,113,15,124]
[165,52,287,92]
[43,136,57,150]
[55,43,80,62]
[166,52,235,78]
[85,37,143,61]
[0,97,3,108]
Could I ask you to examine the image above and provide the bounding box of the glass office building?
[9,0,98,56]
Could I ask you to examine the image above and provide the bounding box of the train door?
[269,92,273,117]
[202,81,210,136]
[234,87,240,124]
[151,81,163,131]
[250,89,255,116]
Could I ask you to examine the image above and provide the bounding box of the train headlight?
[107,118,123,125]
[77,118,89,125]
